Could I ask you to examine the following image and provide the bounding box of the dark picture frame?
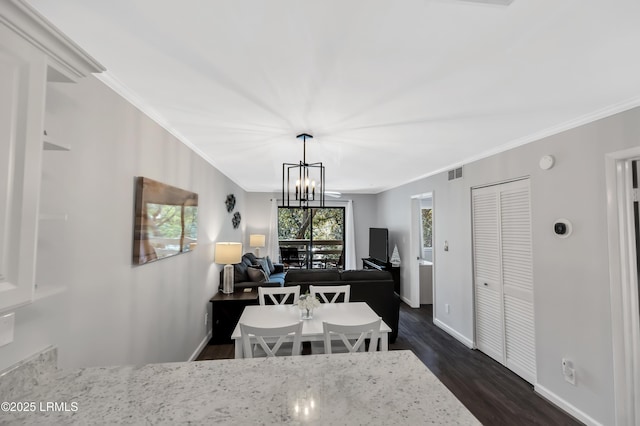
[132,177,198,265]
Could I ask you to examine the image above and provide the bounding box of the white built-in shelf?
[33,285,68,301]
[43,137,70,151]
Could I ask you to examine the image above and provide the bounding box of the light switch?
[0,312,15,347]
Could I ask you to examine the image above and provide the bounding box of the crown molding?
[0,0,104,82]
[95,72,250,192]
[382,95,640,193]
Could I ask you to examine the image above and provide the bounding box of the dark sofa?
[284,269,400,343]
[219,253,286,290]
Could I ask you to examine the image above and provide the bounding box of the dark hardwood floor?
[196,303,582,426]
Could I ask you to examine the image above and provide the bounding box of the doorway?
[410,192,434,309]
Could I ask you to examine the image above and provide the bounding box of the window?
[421,208,432,261]
[278,207,345,269]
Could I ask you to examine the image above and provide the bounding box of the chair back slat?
[310,285,350,303]
[240,322,303,358]
[322,318,381,354]
[259,285,301,305]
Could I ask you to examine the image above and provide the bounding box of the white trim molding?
[387,96,640,193]
[189,330,213,362]
[400,295,417,308]
[535,384,604,426]
[0,0,104,82]
[605,146,640,426]
[433,318,474,349]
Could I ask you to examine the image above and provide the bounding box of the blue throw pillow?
[265,256,275,274]
[256,258,271,279]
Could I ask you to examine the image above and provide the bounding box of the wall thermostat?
[553,218,572,238]
[539,155,555,170]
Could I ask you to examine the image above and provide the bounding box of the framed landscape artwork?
[132,177,199,265]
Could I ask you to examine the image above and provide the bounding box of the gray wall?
[377,106,640,425]
[0,76,245,371]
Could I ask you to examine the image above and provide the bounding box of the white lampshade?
[249,234,265,248]
[214,242,242,265]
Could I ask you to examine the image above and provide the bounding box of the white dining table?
[231,302,392,358]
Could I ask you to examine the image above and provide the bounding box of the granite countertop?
[2,350,480,425]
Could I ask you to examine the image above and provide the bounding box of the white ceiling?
[28,0,640,193]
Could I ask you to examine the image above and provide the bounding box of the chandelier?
[282,133,325,208]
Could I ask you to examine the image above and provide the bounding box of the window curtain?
[267,198,280,261]
[345,200,356,270]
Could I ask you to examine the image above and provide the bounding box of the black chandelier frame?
[282,133,325,208]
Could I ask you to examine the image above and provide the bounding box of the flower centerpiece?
[298,291,320,320]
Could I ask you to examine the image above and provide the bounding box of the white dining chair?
[322,318,381,354]
[309,284,350,303]
[240,321,303,358]
[258,285,301,305]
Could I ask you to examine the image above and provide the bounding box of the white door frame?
[605,147,640,426]
[409,192,434,308]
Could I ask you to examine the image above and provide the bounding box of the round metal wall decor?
[232,212,241,229]
[225,194,236,212]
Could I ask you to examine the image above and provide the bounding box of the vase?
[300,307,313,320]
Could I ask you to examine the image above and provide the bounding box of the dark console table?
[362,258,401,296]
[210,289,258,344]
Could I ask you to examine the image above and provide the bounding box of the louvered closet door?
[472,179,536,384]
[472,186,504,363]
[500,180,536,383]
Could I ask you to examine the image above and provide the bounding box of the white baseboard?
[433,318,474,349]
[535,384,603,426]
[401,295,419,308]
[189,330,212,361]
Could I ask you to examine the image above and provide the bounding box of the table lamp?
[249,234,265,257]
[215,242,242,294]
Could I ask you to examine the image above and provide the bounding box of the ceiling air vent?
[448,167,463,181]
